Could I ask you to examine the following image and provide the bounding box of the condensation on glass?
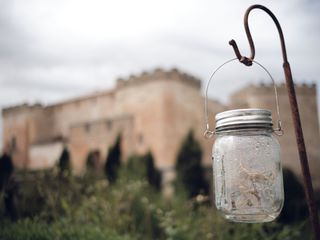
[213,108,284,223]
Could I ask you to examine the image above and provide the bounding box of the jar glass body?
[213,129,284,223]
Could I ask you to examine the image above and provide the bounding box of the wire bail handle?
[204,58,284,139]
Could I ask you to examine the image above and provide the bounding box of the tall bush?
[105,135,122,183]
[58,147,71,177]
[145,151,161,191]
[175,130,209,198]
[0,153,16,220]
[0,153,14,191]
[125,152,161,191]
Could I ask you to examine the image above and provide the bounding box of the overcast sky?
[0,0,320,148]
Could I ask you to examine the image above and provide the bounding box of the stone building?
[1,69,224,193]
[1,69,320,192]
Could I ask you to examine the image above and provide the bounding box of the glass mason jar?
[213,108,284,223]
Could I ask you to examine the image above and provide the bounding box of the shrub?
[0,219,132,240]
[8,170,88,221]
[58,147,71,177]
[0,153,14,191]
[105,135,122,183]
[125,154,147,180]
[175,130,209,198]
[0,155,312,239]
[145,151,161,191]
[0,153,16,220]
[125,152,161,191]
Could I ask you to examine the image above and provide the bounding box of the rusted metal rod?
[229,4,320,239]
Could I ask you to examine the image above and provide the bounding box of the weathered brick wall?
[29,142,63,169]
[50,91,116,140]
[1,69,319,194]
[113,70,225,168]
[69,115,134,173]
[28,107,55,144]
[112,70,226,196]
[2,105,33,168]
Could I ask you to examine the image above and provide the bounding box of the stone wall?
[69,114,134,173]
[49,91,116,141]
[1,68,223,175]
[2,104,34,168]
[28,142,63,169]
[1,70,319,193]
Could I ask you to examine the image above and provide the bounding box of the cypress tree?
[58,147,71,177]
[105,135,122,183]
[0,153,14,192]
[176,130,209,198]
[0,153,17,220]
[145,151,161,191]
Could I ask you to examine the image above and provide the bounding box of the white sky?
[0,0,320,148]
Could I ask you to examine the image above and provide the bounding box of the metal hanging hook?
[229,4,288,66]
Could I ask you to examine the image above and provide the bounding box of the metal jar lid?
[215,108,273,132]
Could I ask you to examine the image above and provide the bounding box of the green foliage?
[175,130,209,198]
[125,154,147,180]
[0,153,313,240]
[3,170,87,221]
[125,152,161,191]
[0,153,16,220]
[71,178,163,239]
[105,135,122,183]
[0,153,14,191]
[58,147,71,177]
[145,151,161,191]
[0,219,132,240]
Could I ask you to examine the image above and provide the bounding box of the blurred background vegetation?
[0,130,316,240]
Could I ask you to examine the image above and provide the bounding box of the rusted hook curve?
[229,4,288,66]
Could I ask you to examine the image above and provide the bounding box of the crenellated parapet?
[259,82,315,90]
[116,68,201,89]
[232,82,317,98]
[2,103,43,117]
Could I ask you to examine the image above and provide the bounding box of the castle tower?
[1,69,225,195]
